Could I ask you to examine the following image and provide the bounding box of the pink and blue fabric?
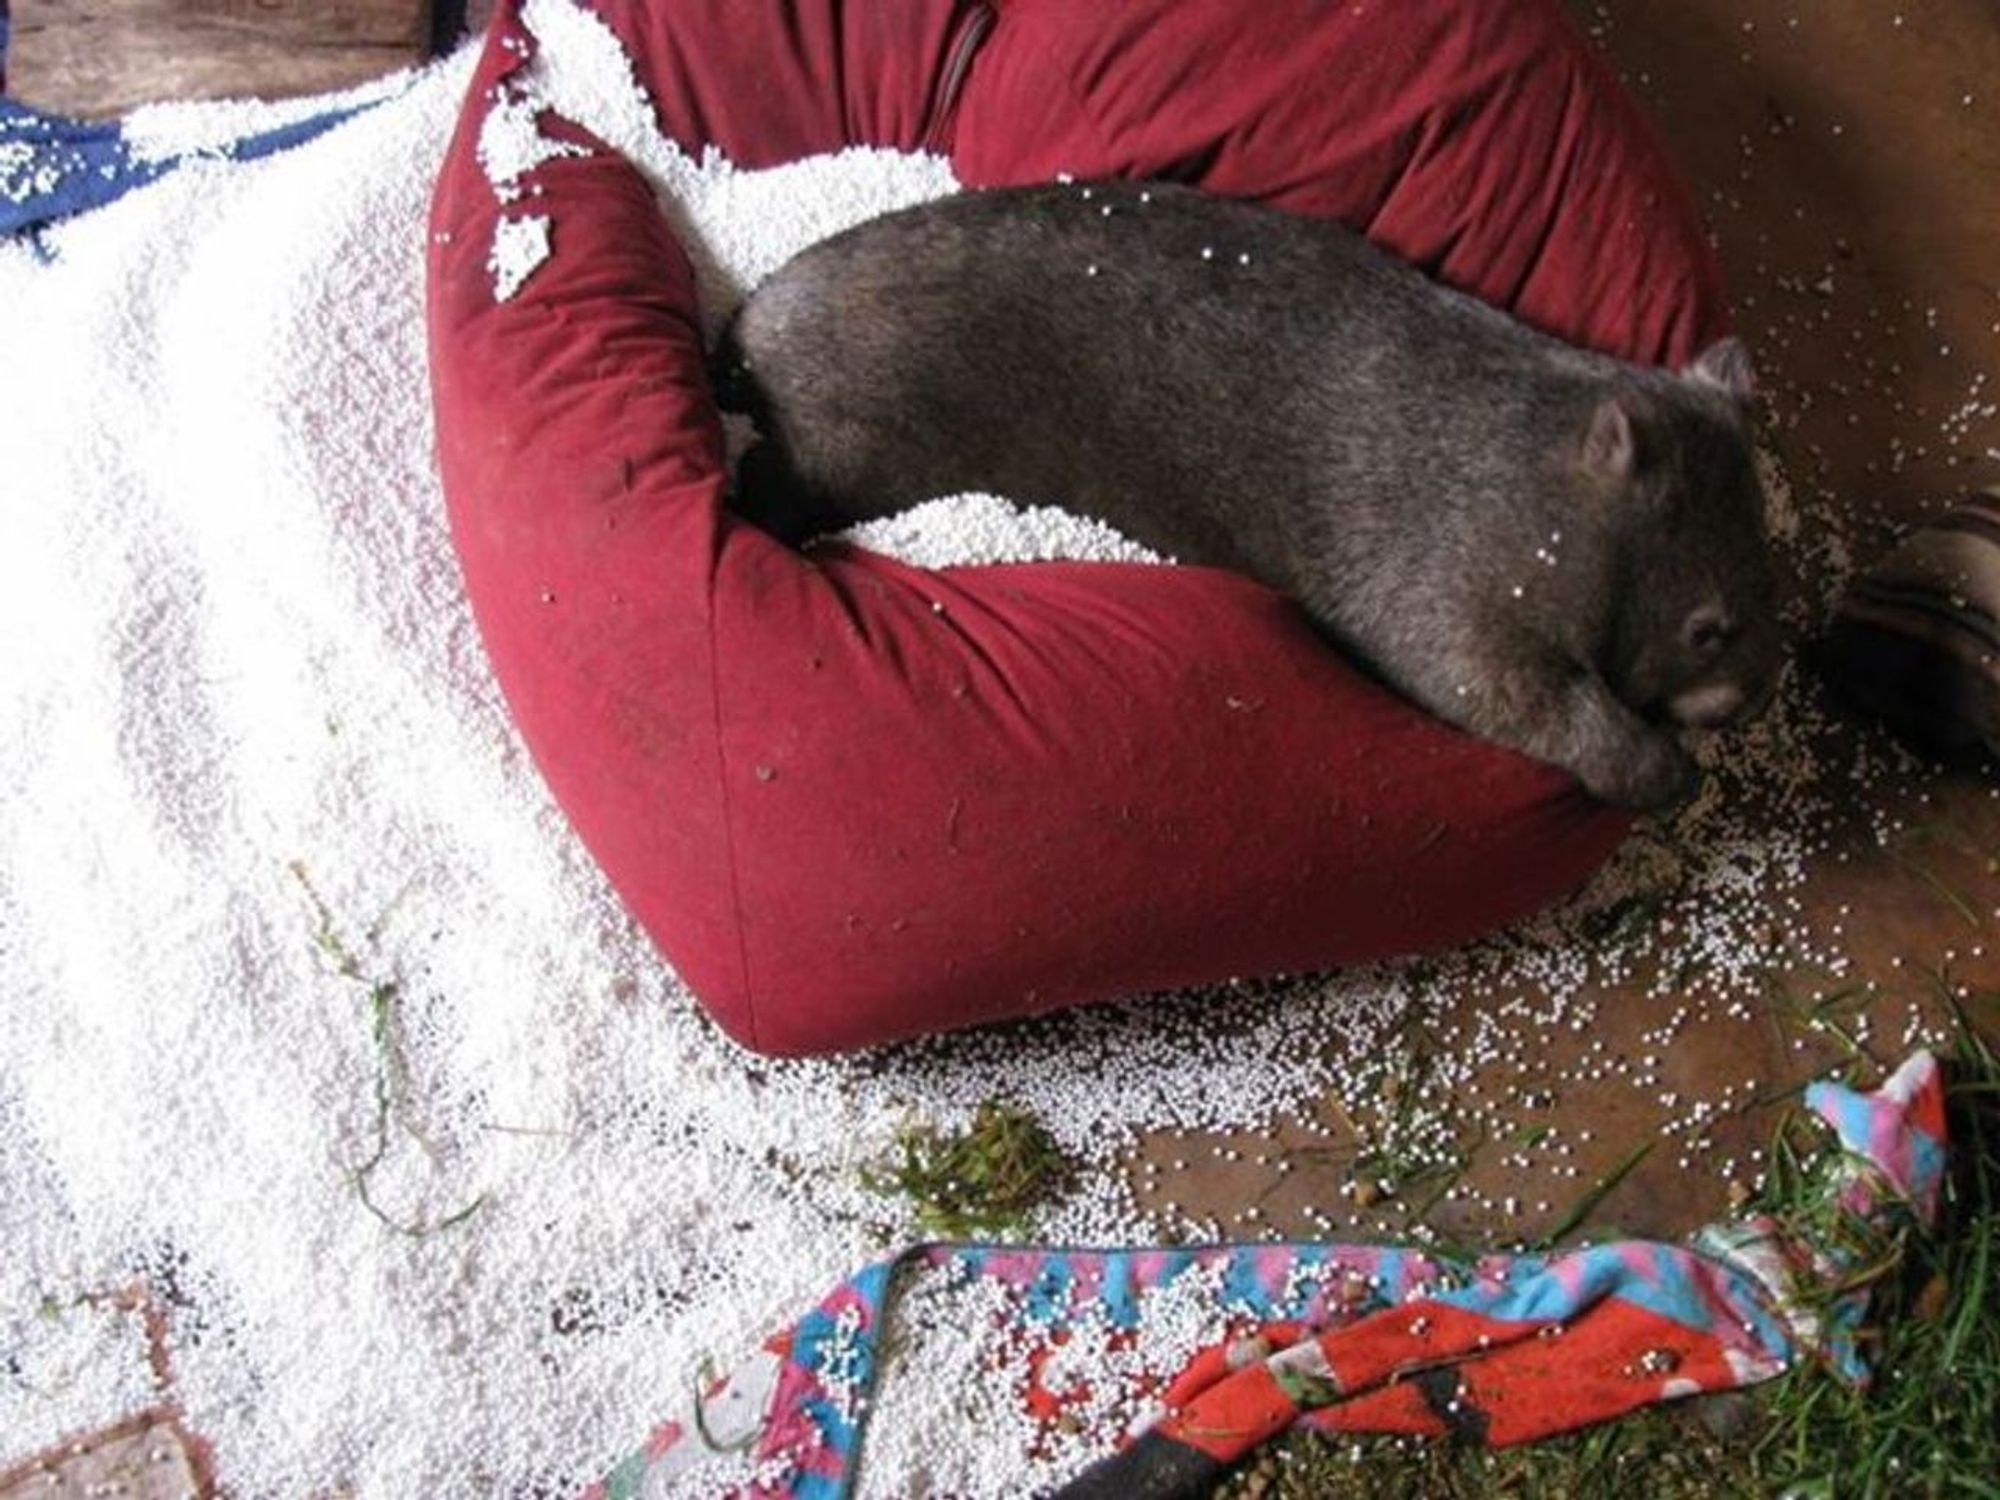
[586,1051,1946,1499]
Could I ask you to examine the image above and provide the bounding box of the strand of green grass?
[1883,843,1983,930]
[1537,1139,1653,1248]
[292,863,489,1239]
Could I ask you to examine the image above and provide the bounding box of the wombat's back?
[720,181,1589,579]
[722,181,1781,809]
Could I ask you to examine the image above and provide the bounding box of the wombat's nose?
[1669,681,1749,728]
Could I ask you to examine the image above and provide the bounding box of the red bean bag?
[425,0,1729,1056]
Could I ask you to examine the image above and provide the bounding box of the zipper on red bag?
[923,2,997,153]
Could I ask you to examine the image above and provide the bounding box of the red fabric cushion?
[426,0,1727,1055]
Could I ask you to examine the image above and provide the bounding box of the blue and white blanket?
[0,1,443,238]
[0,98,388,236]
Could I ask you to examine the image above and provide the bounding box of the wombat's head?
[1582,339,1783,730]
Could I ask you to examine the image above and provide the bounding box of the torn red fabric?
[427,0,1726,1053]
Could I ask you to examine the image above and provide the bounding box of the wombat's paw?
[1583,734,1699,811]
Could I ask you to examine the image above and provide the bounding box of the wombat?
[714,181,1781,809]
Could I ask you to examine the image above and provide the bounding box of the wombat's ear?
[1580,397,1635,480]
[1684,337,1757,401]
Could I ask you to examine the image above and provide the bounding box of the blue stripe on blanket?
[0,92,391,238]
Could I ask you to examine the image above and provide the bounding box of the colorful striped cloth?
[588,1051,1945,1499]
[1823,493,2000,762]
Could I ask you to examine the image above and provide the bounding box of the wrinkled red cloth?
[426,0,1727,1055]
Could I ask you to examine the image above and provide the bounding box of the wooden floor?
[9,0,437,117]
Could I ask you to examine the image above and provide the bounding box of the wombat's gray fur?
[714,181,1781,809]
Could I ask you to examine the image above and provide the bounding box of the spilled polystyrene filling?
[0,1,1967,1495]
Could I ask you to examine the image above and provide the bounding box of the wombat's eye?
[1686,608,1736,656]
